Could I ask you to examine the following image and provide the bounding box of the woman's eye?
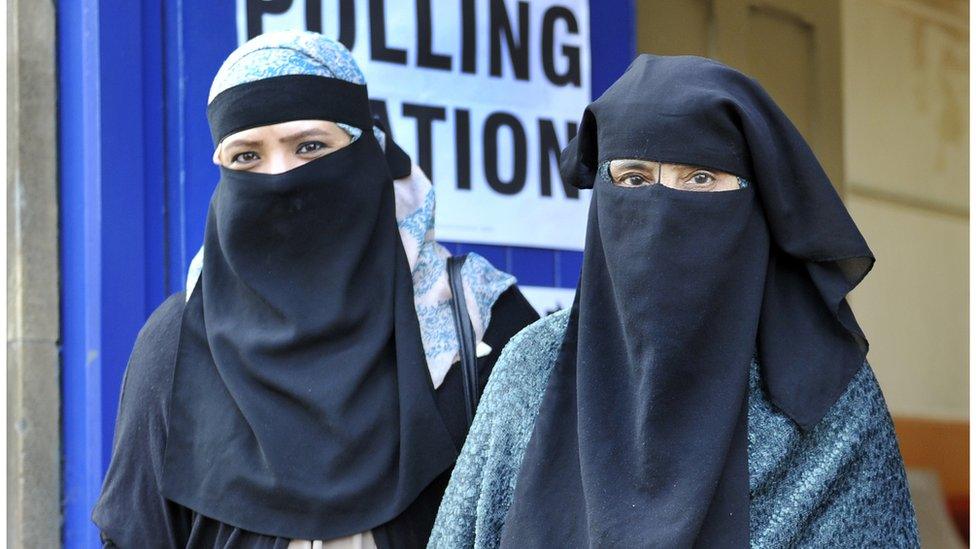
[618,173,651,187]
[690,172,716,185]
[231,151,259,164]
[297,141,326,155]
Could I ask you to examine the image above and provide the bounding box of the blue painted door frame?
[58,2,634,546]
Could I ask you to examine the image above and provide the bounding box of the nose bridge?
[657,163,678,186]
[265,148,298,175]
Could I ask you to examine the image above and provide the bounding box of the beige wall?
[637,0,969,422]
[634,0,970,517]
[842,0,968,421]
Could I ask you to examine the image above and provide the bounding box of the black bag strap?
[447,255,479,426]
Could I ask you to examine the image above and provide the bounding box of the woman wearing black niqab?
[92,31,539,548]
[428,54,919,548]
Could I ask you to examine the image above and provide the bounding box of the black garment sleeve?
[92,292,193,549]
[372,285,540,549]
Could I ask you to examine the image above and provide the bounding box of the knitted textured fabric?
[428,309,920,548]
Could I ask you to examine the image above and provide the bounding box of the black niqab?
[160,76,457,540]
[500,54,873,547]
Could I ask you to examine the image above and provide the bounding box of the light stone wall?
[7,0,62,546]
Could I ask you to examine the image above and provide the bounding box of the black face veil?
[159,75,455,540]
[500,55,874,547]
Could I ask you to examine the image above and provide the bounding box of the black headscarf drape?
[500,54,874,547]
[160,75,457,540]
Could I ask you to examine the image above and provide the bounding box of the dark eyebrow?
[279,128,333,143]
[672,163,721,175]
[611,159,658,172]
[609,160,659,182]
[221,137,262,150]
[222,128,337,151]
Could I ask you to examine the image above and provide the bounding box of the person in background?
[93,31,538,548]
[428,54,919,548]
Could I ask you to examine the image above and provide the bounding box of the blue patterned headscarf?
[208,30,382,147]
[191,31,518,388]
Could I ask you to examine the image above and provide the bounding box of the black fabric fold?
[504,54,874,547]
[160,132,458,540]
[207,74,374,144]
[557,54,873,430]
[503,173,765,548]
[370,114,413,180]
